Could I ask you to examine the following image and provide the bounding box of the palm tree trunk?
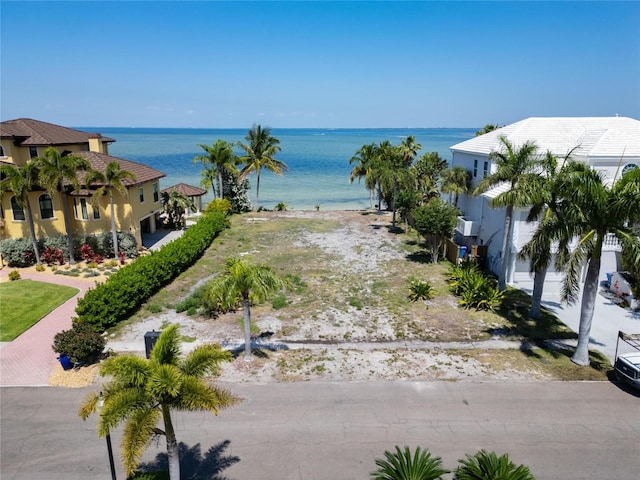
[110,191,119,258]
[572,243,602,366]
[161,404,181,480]
[498,205,513,290]
[528,266,547,320]
[243,296,252,360]
[25,198,41,264]
[60,191,76,264]
[218,171,224,200]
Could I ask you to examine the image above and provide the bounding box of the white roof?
[451,117,640,160]
[480,182,512,199]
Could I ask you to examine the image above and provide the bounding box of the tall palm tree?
[237,125,287,209]
[35,147,92,264]
[205,257,289,360]
[79,324,240,480]
[440,166,471,207]
[349,142,379,209]
[412,152,449,204]
[454,450,535,480]
[0,161,42,264]
[193,140,238,200]
[551,166,640,365]
[518,150,578,320]
[370,446,448,480]
[474,136,539,290]
[85,161,136,258]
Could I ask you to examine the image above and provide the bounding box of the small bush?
[454,450,535,480]
[205,198,232,215]
[8,270,21,281]
[448,262,504,311]
[147,304,162,314]
[52,321,106,364]
[408,280,433,302]
[35,264,46,272]
[0,238,38,267]
[275,202,288,211]
[272,294,288,309]
[371,446,448,480]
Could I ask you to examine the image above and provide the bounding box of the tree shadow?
[137,440,240,480]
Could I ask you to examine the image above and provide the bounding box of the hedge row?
[75,210,229,331]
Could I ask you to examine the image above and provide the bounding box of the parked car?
[613,331,640,390]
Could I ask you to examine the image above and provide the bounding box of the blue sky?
[2,1,639,128]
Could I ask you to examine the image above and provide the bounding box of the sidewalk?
[0,271,92,386]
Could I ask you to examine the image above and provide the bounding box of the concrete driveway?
[1,381,638,480]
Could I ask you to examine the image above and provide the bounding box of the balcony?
[456,216,480,237]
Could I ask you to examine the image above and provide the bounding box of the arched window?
[0,145,5,157]
[10,196,25,221]
[39,194,54,219]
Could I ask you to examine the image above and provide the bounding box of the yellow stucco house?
[0,118,166,248]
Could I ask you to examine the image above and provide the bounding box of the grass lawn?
[0,279,78,341]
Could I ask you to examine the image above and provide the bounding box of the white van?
[613,332,640,390]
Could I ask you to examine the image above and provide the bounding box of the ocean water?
[92,127,476,211]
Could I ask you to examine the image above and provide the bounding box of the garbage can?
[144,330,161,359]
[58,354,73,371]
[459,246,468,259]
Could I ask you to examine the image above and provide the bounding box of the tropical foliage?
[473,136,540,290]
[35,147,93,264]
[440,166,471,207]
[371,446,448,480]
[204,257,289,360]
[408,280,433,302]
[412,198,459,263]
[161,189,195,230]
[193,139,239,200]
[78,325,240,480]
[448,261,504,311]
[86,161,136,258]
[454,450,535,480]
[52,321,106,364]
[237,125,287,209]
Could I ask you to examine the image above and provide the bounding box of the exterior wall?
[127,180,163,245]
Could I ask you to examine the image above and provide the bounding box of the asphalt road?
[1,381,639,480]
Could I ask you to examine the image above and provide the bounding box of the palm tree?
[518,151,579,320]
[454,450,535,480]
[475,124,501,136]
[0,161,42,264]
[193,140,238,200]
[161,188,196,230]
[79,325,240,480]
[349,142,379,209]
[550,166,640,365]
[237,125,287,209]
[474,136,539,290]
[85,161,136,258]
[205,257,289,360]
[440,166,471,207]
[412,152,448,204]
[370,446,448,480]
[35,147,92,264]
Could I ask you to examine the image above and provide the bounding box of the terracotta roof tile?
[0,118,115,146]
[73,151,165,188]
[161,183,207,197]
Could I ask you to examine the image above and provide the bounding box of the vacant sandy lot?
[107,210,552,383]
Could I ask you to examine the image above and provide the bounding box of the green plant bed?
[0,280,78,341]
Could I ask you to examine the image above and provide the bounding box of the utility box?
[144,330,161,359]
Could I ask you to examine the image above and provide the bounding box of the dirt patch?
[49,363,101,387]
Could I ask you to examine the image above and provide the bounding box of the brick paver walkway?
[0,270,93,386]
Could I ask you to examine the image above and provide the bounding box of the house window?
[10,196,25,221]
[139,187,144,203]
[39,194,54,219]
[0,145,5,157]
[153,183,159,202]
[483,161,489,178]
[473,159,478,177]
[29,146,38,158]
[93,205,100,219]
[74,198,89,220]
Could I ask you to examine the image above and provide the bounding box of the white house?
[449,116,640,285]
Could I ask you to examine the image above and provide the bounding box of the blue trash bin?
[459,246,468,259]
[58,354,73,370]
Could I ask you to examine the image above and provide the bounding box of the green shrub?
[204,198,232,215]
[75,211,228,330]
[408,280,433,302]
[371,446,448,480]
[35,264,46,272]
[52,321,106,364]
[147,304,162,314]
[0,238,38,267]
[41,235,70,263]
[8,270,21,281]
[448,262,504,311]
[275,202,288,211]
[272,294,288,309]
[454,450,535,480]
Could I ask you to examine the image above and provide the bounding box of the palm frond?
[101,355,150,387]
[180,343,233,378]
[151,324,181,365]
[174,377,242,413]
[121,407,162,477]
[147,364,183,401]
[560,230,595,304]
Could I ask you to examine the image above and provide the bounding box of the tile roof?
[73,151,165,188]
[0,118,115,146]
[450,117,640,160]
[161,182,207,197]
